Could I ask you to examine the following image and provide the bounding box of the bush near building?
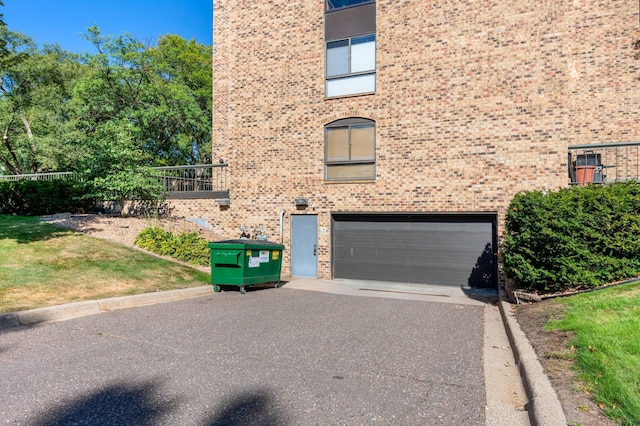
[0,180,93,215]
[134,226,210,267]
[502,182,640,293]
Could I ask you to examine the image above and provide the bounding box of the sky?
[2,0,212,53]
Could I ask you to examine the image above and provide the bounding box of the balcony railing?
[152,164,229,199]
[568,142,640,186]
[0,164,229,200]
[0,171,75,181]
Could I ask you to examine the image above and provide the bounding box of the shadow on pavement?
[204,388,286,426]
[216,281,289,294]
[461,286,499,304]
[29,379,177,426]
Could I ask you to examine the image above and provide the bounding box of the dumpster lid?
[209,239,284,249]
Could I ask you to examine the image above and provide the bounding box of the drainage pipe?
[279,210,285,244]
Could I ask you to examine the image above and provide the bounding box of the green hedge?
[134,226,210,267]
[502,182,640,293]
[0,180,93,216]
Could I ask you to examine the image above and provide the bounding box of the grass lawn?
[547,281,640,425]
[0,215,210,313]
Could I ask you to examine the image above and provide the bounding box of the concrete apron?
[287,278,531,426]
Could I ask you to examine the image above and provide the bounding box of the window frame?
[325,0,375,12]
[325,34,376,98]
[324,118,376,181]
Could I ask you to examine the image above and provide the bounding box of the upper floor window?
[326,0,373,11]
[325,118,376,181]
[325,1,376,98]
[326,34,375,98]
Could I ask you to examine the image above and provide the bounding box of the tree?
[69,27,213,211]
[150,34,212,120]
[0,23,211,211]
[73,26,212,166]
[0,1,5,38]
[0,0,5,44]
[0,2,25,86]
[0,31,86,174]
[80,119,166,213]
[149,34,212,163]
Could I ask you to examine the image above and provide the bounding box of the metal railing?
[151,164,229,199]
[0,171,75,181]
[568,142,640,186]
[0,165,229,199]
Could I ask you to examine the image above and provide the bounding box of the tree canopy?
[0,23,212,176]
[0,32,86,174]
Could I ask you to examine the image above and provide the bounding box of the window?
[325,0,375,97]
[325,118,375,180]
[326,0,373,11]
[326,34,375,97]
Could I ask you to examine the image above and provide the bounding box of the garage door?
[332,214,497,288]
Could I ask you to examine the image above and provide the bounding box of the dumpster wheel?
[213,285,221,293]
[274,281,281,288]
[239,286,246,294]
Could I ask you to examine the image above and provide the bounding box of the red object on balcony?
[575,165,595,186]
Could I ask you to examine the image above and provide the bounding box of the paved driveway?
[1,283,487,425]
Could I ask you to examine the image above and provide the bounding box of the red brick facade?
[202,0,640,279]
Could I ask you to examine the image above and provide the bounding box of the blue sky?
[2,0,212,52]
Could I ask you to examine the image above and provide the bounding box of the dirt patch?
[42,214,226,248]
[514,299,617,426]
[41,214,227,273]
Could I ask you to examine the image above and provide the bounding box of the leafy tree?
[0,0,6,53]
[79,119,166,213]
[150,34,212,119]
[0,22,211,212]
[149,34,212,163]
[0,30,87,174]
[0,1,5,37]
[73,26,211,166]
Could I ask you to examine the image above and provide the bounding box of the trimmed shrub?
[502,182,640,293]
[0,180,93,216]
[134,227,173,255]
[135,226,210,266]
[172,232,210,266]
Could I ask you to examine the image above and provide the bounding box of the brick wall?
[211,0,640,279]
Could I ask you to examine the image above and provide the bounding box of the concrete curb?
[497,295,567,426]
[0,286,212,331]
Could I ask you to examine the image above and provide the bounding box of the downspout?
[279,210,285,244]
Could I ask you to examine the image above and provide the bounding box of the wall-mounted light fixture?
[217,198,230,207]
[294,198,309,207]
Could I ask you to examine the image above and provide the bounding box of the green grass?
[547,282,640,425]
[0,215,210,313]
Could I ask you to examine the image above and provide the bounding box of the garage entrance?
[332,213,497,288]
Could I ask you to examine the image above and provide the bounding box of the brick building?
[198,0,640,287]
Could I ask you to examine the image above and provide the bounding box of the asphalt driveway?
[1,284,487,425]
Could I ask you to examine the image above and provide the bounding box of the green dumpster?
[209,239,284,294]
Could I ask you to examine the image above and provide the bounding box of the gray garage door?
[332,214,497,288]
